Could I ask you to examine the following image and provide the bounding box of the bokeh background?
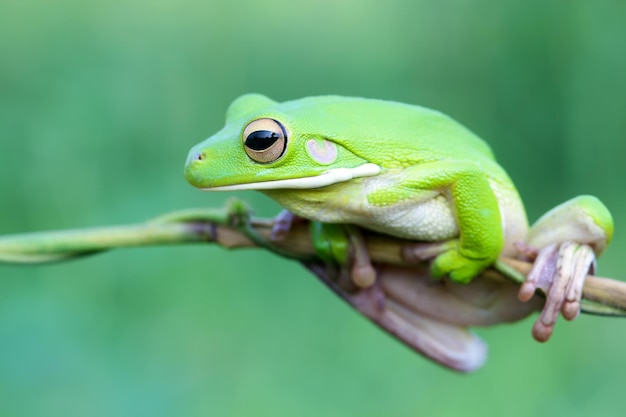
[1,0,626,415]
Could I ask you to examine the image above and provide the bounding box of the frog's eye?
[243,118,288,163]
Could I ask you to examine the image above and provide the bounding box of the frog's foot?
[519,195,613,342]
[403,241,494,284]
[431,250,494,284]
[402,240,493,284]
[311,222,376,289]
[518,242,596,342]
[307,262,533,372]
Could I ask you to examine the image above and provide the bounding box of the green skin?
[185,94,613,284]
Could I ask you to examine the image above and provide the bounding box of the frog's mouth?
[201,163,381,191]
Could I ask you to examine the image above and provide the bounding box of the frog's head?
[184,94,380,191]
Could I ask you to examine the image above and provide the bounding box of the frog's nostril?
[193,151,205,161]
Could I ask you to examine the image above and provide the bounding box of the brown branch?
[1,206,625,372]
[1,211,624,314]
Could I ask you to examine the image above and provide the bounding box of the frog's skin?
[185,94,614,355]
[185,94,531,282]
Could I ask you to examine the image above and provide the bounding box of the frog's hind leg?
[518,195,613,342]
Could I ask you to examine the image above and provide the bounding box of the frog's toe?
[560,243,595,321]
[520,242,595,342]
[271,210,299,241]
[351,257,377,288]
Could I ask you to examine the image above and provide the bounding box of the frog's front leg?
[519,196,614,341]
[368,161,505,284]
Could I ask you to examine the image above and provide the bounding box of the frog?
[184,94,614,364]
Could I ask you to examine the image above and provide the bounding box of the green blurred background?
[1,0,626,415]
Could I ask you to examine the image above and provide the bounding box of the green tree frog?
[184,94,613,350]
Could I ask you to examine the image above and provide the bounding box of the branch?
[0,202,624,314]
[1,201,625,372]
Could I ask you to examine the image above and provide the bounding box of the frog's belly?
[358,195,458,240]
[326,194,458,241]
[269,185,459,242]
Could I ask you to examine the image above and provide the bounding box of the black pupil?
[245,130,280,151]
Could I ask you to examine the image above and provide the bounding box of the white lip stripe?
[202,163,381,191]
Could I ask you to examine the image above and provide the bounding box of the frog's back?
[273,96,528,253]
[278,96,496,168]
